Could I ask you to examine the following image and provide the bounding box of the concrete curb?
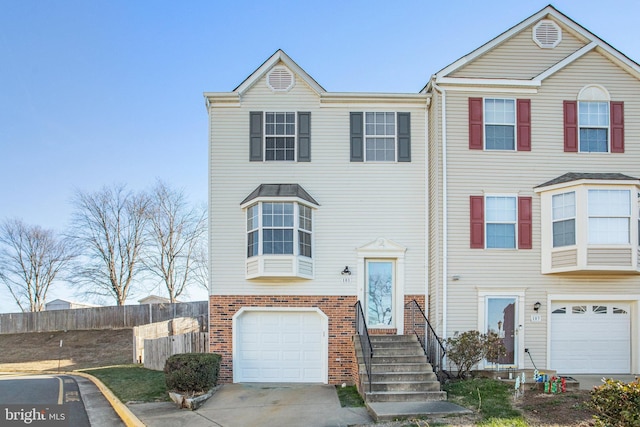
[71,372,146,427]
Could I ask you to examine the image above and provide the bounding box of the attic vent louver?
[267,66,295,92]
[533,19,562,49]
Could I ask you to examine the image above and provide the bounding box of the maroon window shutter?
[470,196,484,248]
[563,101,578,152]
[610,101,624,153]
[518,197,532,249]
[469,98,483,150]
[517,99,531,151]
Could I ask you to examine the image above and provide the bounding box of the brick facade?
[209,295,358,384]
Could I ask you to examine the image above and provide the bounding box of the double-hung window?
[579,102,609,152]
[350,112,411,162]
[468,98,530,151]
[365,112,396,161]
[552,192,576,247]
[485,99,516,150]
[485,196,517,248]
[265,112,296,161]
[249,111,311,162]
[588,189,630,244]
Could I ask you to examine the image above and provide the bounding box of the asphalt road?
[0,374,90,426]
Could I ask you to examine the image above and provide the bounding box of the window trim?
[264,112,297,161]
[245,200,314,259]
[578,101,610,153]
[484,98,516,151]
[484,194,518,249]
[364,112,397,162]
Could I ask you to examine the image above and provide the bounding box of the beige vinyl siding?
[209,73,427,297]
[438,49,640,368]
[450,20,587,79]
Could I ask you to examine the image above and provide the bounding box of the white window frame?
[577,85,611,153]
[484,98,516,151]
[246,201,313,259]
[552,191,576,248]
[264,112,296,161]
[364,112,397,162]
[587,189,631,244]
[485,195,518,249]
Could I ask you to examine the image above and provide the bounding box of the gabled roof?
[240,184,320,207]
[425,4,640,91]
[536,172,640,189]
[233,49,326,96]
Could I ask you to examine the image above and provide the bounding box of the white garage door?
[235,310,326,383]
[551,302,630,374]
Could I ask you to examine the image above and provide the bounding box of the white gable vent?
[533,19,562,49]
[267,66,295,92]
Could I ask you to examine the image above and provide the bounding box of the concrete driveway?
[128,383,373,427]
[572,374,638,390]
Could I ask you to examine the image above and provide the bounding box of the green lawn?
[444,378,527,426]
[82,364,169,403]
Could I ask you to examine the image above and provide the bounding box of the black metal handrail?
[354,300,373,394]
[405,299,448,383]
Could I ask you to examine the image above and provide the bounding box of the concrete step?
[371,355,428,364]
[366,401,473,422]
[369,381,442,393]
[365,390,447,403]
[366,372,438,382]
[369,335,418,343]
[368,346,425,356]
[370,363,433,373]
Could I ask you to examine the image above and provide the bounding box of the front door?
[366,260,395,328]
[486,297,517,366]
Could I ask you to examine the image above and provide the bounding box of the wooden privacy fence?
[0,301,208,334]
[143,332,209,371]
[133,317,203,364]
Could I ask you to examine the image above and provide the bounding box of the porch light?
[341,266,351,275]
[533,302,541,312]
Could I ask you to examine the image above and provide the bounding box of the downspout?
[432,80,448,341]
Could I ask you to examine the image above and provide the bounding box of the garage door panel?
[236,310,325,383]
[551,302,630,374]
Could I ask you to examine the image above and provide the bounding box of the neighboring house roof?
[233,49,326,96]
[240,184,320,206]
[423,4,640,91]
[536,172,640,189]
[138,295,173,304]
[45,299,99,309]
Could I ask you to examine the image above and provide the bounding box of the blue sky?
[1,0,639,311]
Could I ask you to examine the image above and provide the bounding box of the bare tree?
[70,184,151,305]
[145,181,207,302]
[0,219,75,312]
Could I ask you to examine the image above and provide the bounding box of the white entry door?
[551,302,630,374]
[235,310,326,383]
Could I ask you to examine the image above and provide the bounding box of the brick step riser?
[364,391,447,403]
